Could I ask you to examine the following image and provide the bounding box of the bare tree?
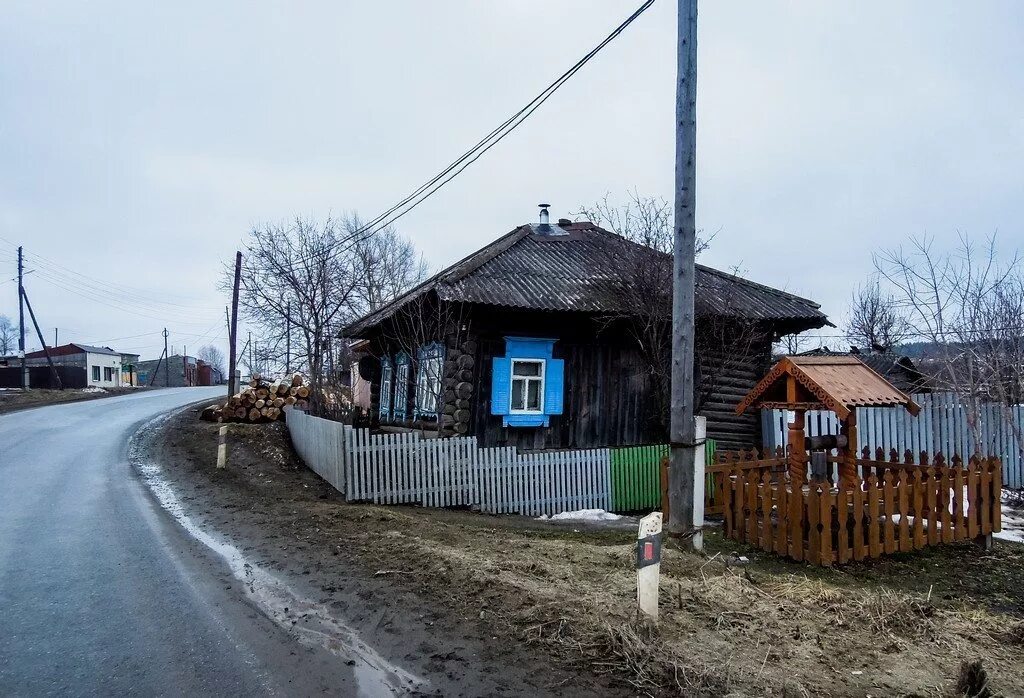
[196,344,226,375]
[349,214,429,312]
[845,279,912,352]
[227,215,426,412]
[574,191,712,258]
[575,193,763,437]
[0,315,17,355]
[873,233,1023,452]
[774,331,814,357]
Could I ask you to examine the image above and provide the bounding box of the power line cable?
[30,271,217,326]
[270,0,657,273]
[23,253,222,314]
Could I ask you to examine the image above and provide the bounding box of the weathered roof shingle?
[346,221,830,335]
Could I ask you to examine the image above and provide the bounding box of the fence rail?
[762,392,1024,489]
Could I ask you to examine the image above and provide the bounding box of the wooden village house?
[343,215,830,451]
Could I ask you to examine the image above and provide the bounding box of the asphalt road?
[0,388,365,696]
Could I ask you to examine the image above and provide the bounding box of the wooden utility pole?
[17,246,27,389]
[228,251,241,396]
[668,0,702,547]
[163,328,170,387]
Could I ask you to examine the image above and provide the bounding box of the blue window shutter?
[491,357,511,415]
[544,358,564,415]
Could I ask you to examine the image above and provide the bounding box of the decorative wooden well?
[717,356,1003,566]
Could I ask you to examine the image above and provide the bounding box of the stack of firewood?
[200,373,310,423]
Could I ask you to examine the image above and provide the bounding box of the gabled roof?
[736,355,920,419]
[796,347,928,394]
[345,221,830,336]
[23,343,122,359]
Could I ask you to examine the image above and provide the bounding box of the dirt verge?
[0,386,155,415]
[147,407,1024,697]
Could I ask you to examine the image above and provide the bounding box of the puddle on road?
[129,413,425,697]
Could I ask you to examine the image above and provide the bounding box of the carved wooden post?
[788,409,806,485]
[838,412,858,488]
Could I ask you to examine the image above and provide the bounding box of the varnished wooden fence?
[718,449,1002,566]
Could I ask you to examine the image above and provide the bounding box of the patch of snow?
[537,508,622,522]
[997,493,1024,543]
[81,387,106,393]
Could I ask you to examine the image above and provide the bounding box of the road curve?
[0,388,362,696]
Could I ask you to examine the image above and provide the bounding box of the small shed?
[736,355,920,486]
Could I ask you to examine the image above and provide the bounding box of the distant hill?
[897,341,940,359]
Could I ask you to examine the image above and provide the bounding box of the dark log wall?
[697,344,773,451]
[471,332,663,451]
[366,303,773,451]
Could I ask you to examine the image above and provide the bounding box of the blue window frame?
[414,342,445,420]
[379,356,393,420]
[490,337,564,427]
[394,352,411,419]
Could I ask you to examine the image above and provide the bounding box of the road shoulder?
[134,404,625,697]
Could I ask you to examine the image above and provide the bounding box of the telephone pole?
[17,246,27,389]
[668,0,702,548]
[163,328,170,387]
[285,301,291,374]
[228,252,241,397]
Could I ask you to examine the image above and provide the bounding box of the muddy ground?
[0,385,153,415]
[146,406,1024,697]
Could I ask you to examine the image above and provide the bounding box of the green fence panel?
[610,444,668,512]
[610,440,717,513]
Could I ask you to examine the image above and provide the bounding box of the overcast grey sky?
[2,1,1021,359]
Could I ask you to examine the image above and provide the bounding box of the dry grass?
[404,528,1024,696]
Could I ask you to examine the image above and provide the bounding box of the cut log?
[455,382,472,399]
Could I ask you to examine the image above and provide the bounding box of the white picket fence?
[286,408,612,516]
[762,392,1024,489]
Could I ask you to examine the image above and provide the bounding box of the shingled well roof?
[345,221,830,336]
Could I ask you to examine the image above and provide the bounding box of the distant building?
[197,360,224,386]
[120,352,141,386]
[22,343,126,387]
[135,354,199,387]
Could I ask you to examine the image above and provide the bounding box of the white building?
[23,343,124,388]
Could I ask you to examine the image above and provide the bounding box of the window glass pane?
[513,361,541,377]
[527,380,541,410]
[511,378,526,410]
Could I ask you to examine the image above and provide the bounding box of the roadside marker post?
[636,511,663,622]
[217,425,228,468]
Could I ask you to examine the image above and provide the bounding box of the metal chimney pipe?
[538,203,550,225]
